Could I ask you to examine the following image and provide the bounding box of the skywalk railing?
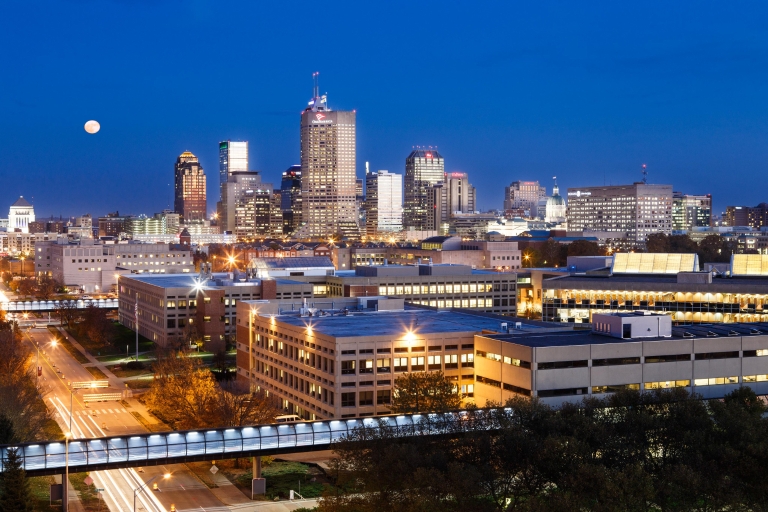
[0,408,512,476]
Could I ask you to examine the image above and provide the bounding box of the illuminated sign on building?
[568,191,592,197]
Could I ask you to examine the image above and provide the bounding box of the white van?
[275,414,302,423]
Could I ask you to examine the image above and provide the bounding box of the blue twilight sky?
[1,1,768,218]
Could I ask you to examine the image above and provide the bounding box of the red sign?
[315,113,326,121]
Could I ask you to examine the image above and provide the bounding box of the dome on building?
[545,178,566,224]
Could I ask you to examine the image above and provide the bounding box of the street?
[26,327,240,511]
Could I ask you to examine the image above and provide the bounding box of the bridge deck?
[0,409,507,476]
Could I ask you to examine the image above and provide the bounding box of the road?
[26,327,233,511]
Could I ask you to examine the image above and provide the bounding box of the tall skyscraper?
[365,170,403,235]
[280,165,302,235]
[672,192,712,231]
[219,141,248,187]
[403,149,445,231]
[298,74,359,239]
[174,151,207,223]
[221,172,263,233]
[426,172,476,234]
[566,183,673,247]
[504,181,547,214]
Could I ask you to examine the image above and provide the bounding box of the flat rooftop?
[262,307,558,338]
[546,273,768,286]
[122,273,261,290]
[484,322,768,348]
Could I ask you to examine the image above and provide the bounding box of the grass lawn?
[85,366,108,380]
[108,364,152,378]
[125,377,154,390]
[28,475,57,511]
[230,460,330,500]
[69,472,107,511]
[67,322,154,358]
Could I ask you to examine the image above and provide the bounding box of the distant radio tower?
[641,163,648,184]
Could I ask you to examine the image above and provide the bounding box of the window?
[743,374,768,382]
[341,360,356,375]
[341,393,356,407]
[695,351,740,361]
[394,347,409,353]
[644,380,690,390]
[592,357,641,367]
[538,387,588,397]
[394,357,408,372]
[377,348,391,353]
[537,360,588,370]
[341,350,356,355]
[359,359,374,374]
[461,353,474,367]
[503,383,531,396]
[743,349,768,357]
[166,301,176,309]
[501,356,531,369]
[428,355,441,370]
[377,390,391,404]
[645,354,691,363]
[359,391,374,406]
[377,380,391,386]
[592,384,640,394]
[377,358,391,373]
[445,354,458,369]
[412,346,425,353]
[693,376,738,386]
[411,356,425,371]
[476,375,500,387]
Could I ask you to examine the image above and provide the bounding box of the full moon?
[84,120,100,134]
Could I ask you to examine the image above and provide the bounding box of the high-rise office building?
[219,141,248,187]
[174,151,207,223]
[280,165,302,235]
[234,184,274,240]
[427,172,477,234]
[566,183,673,247]
[221,172,263,233]
[364,170,403,235]
[672,192,712,231]
[725,203,768,229]
[298,75,359,239]
[403,149,445,231]
[504,181,547,214]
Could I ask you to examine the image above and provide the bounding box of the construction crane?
[641,164,648,184]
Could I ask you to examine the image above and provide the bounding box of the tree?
[145,351,219,430]
[56,299,80,329]
[391,371,461,414]
[668,234,698,253]
[0,330,51,441]
[0,414,17,445]
[566,239,602,257]
[33,275,59,301]
[698,234,734,264]
[539,239,566,268]
[522,247,540,268]
[82,304,114,347]
[646,233,670,253]
[211,383,281,427]
[0,448,32,512]
[16,278,35,299]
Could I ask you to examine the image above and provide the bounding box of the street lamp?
[134,472,171,511]
[64,431,71,512]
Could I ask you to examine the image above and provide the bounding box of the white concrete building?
[35,238,194,293]
[7,197,35,233]
[364,170,403,235]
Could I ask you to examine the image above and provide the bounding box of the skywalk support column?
[251,456,265,498]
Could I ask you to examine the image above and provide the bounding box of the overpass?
[1,298,118,312]
[0,409,507,477]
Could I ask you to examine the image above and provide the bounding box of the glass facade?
[174,151,207,222]
[404,149,445,231]
[365,170,403,235]
[219,141,249,187]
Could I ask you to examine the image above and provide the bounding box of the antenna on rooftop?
[312,72,319,99]
[641,164,648,184]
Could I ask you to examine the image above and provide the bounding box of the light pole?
[64,431,71,512]
[134,472,170,511]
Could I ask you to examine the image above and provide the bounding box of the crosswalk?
[74,408,129,415]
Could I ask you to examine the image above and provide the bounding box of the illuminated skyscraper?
[365,170,403,235]
[297,73,359,239]
[174,151,207,223]
[280,165,302,235]
[219,141,248,187]
[403,149,444,231]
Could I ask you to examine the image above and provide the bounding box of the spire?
[552,176,559,196]
[307,72,328,112]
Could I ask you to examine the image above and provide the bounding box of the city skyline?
[3,2,768,216]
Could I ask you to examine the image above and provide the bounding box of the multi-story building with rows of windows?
[235,297,559,420]
[566,183,673,249]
